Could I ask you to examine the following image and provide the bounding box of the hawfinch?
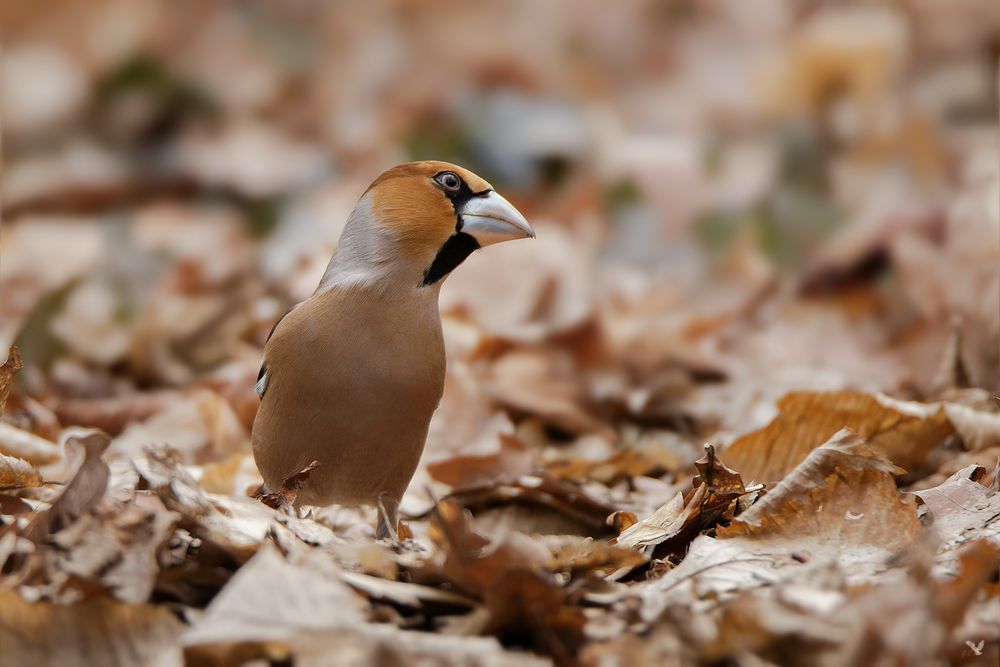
[251,161,534,537]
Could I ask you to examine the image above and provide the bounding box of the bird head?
[320,161,534,291]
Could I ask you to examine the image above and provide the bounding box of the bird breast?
[251,285,445,507]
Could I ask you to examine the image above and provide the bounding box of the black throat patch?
[422,231,480,286]
[421,172,491,287]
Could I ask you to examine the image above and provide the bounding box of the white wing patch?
[255,368,268,397]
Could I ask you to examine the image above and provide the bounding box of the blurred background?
[2,0,1000,501]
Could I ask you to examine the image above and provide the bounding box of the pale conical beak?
[459,191,535,247]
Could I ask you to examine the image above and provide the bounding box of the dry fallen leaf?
[112,388,249,464]
[0,346,23,418]
[187,626,552,667]
[821,540,998,666]
[940,401,1000,451]
[51,390,179,437]
[196,452,254,495]
[0,453,42,490]
[0,219,107,356]
[642,430,923,617]
[617,444,755,551]
[258,459,321,511]
[427,434,534,488]
[422,499,586,661]
[932,539,1000,629]
[446,472,620,534]
[485,348,608,436]
[915,446,1000,489]
[912,464,1000,569]
[545,446,674,486]
[21,429,111,544]
[0,493,33,515]
[2,392,62,441]
[542,535,647,579]
[695,590,841,665]
[340,569,476,611]
[482,568,586,663]
[440,225,595,344]
[0,422,61,465]
[181,545,367,651]
[4,4,1000,665]
[38,497,178,604]
[136,448,296,562]
[721,391,954,483]
[718,429,919,545]
[0,590,184,667]
[424,498,550,599]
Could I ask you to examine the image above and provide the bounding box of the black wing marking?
[256,305,294,398]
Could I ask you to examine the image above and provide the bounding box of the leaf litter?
[2,2,1000,665]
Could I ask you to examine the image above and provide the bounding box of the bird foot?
[375,493,401,545]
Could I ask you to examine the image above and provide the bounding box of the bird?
[251,161,534,538]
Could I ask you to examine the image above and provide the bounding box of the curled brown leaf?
[21,429,111,544]
[0,346,23,419]
[617,444,755,551]
[0,454,43,491]
[258,460,320,511]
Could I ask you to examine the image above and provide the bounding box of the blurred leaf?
[757,184,840,269]
[404,123,474,169]
[693,208,749,256]
[603,178,642,215]
[180,545,366,649]
[0,346,22,418]
[0,423,61,465]
[243,197,281,239]
[0,453,42,490]
[0,591,184,667]
[446,471,620,534]
[428,434,534,489]
[22,430,111,543]
[12,280,75,370]
[95,54,213,141]
[912,464,1000,561]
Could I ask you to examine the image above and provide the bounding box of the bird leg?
[375,492,400,542]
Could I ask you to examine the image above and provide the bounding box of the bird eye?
[434,171,462,192]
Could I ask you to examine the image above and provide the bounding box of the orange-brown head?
[320,161,533,291]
